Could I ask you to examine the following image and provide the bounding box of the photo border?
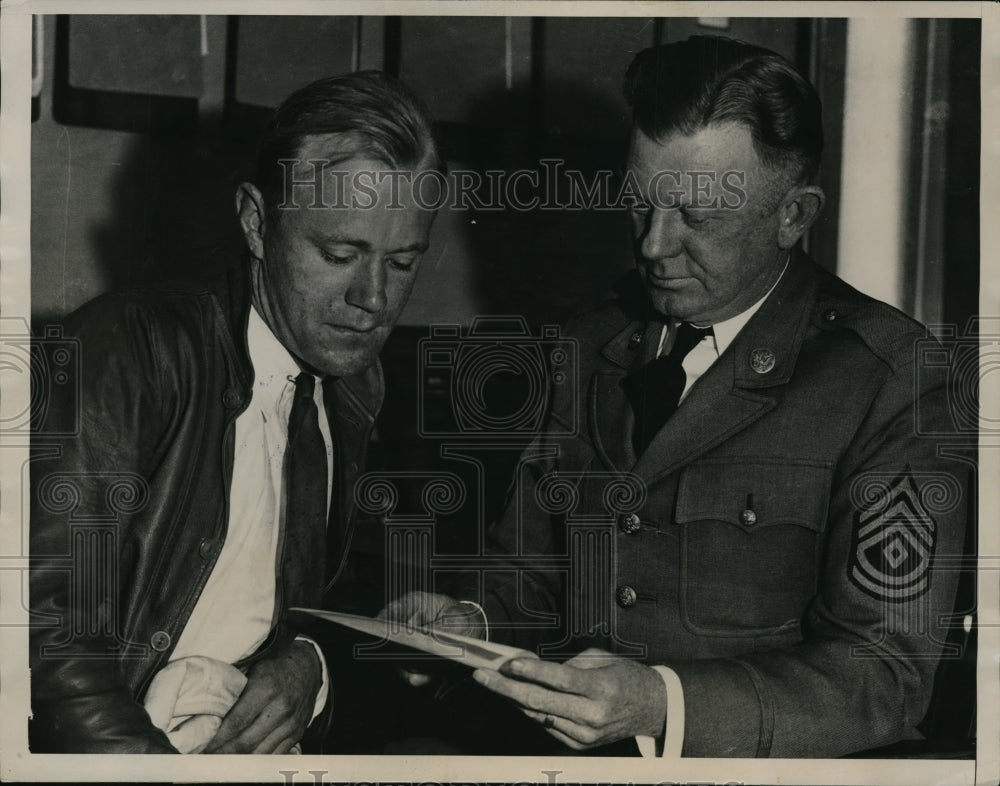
[1,2,996,783]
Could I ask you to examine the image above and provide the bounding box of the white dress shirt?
[168,305,330,718]
[637,264,787,757]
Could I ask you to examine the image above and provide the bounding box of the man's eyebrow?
[389,241,430,254]
[317,236,429,254]
[314,235,373,254]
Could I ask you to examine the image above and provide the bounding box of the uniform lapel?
[590,318,659,471]
[633,256,818,485]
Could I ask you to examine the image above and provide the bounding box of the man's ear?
[777,185,825,249]
[235,182,268,260]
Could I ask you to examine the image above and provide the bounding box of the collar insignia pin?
[749,348,776,374]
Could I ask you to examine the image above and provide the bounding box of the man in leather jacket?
[29,71,441,753]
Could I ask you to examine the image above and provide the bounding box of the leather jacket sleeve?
[30,296,178,753]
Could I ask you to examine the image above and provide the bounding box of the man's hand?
[203,639,322,754]
[378,591,487,687]
[472,648,667,750]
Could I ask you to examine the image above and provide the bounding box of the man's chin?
[305,343,384,378]
[646,291,702,322]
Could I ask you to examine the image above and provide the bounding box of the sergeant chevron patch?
[849,472,936,602]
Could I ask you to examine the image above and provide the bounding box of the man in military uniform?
[386,36,968,758]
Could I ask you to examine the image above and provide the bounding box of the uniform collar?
[707,256,789,356]
[602,255,793,369]
[726,248,816,389]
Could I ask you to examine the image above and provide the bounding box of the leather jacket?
[29,265,383,752]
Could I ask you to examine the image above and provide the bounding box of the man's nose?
[345,259,387,314]
[639,208,684,260]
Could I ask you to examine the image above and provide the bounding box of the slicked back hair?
[624,36,823,183]
[254,70,443,212]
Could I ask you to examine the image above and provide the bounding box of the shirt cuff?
[635,665,685,758]
[458,599,489,641]
[295,635,330,722]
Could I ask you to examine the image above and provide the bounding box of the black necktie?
[283,372,328,609]
[623,322,713,457]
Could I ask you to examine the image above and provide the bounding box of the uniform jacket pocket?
[675,458,833,636]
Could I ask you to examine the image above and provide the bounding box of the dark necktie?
[623,322,714,457]
[283,372,329,609]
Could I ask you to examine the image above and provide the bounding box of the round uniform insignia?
[749,348,776,374]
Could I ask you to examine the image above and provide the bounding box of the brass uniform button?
[629,330,643,349]
[618,512,641,533]
[616,585,637,608]
[823,309,838,322]
[740,509,758,527]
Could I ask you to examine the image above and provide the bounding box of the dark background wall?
[30,14,980,329]
[27,15,828,327]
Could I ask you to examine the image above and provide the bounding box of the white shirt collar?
[247,305,305,402]
[668,256,790,356]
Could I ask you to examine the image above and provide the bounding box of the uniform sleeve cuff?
[635,665,685,758]
[295,635,330,721]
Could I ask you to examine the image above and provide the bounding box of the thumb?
[401,669,433,687]
[564,648,618,670]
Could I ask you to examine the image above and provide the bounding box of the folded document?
[289,608,536,670]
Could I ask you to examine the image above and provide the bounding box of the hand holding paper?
[377,591,489,686]
[472,647,667,750]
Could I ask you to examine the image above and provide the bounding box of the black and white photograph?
[0,2,997,784]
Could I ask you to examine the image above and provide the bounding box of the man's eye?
[322,250,358,264]
[681,210,710,227]
[387,256,419,272]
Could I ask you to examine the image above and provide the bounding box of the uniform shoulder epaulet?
[812,267,927,372]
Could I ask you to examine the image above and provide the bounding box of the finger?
[437,607,475,627]
[499,657,592,695]
[402,669,432,687]
[206,681,288,754]
[252,723,299,755]
[383,590,430,622]
[563,648,620,671]
[379,595,413,622]
[432,609,479,639]
[204,695,261,752]
[520,708,590,750]
[212,709,292,754]
[472,668,592,721]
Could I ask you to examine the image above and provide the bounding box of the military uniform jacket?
[474,252,968,758]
